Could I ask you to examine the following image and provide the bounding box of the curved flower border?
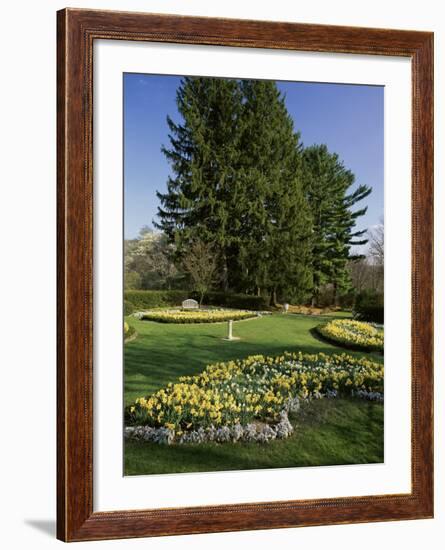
[137,308,258,324]
[125,352,383,445]
[316,319,384,352]
[124,321,137,343]
[126,408,296,445]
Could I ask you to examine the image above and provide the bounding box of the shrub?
[316,319,383,352]
[126,352,384,442]
[140,309,257,324]
[354,290,384,324]
[338,290,356,309]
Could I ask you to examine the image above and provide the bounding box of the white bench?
[182,298,199,310]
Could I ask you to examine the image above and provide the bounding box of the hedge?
[124,290,190,310]
[124,290,268,311]
[354,290,384,324]
[124,300,135,316]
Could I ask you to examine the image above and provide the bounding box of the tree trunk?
[311,292,317,308]
[221,252,229,292]
[333,282,339,307]
[269,288,277,307]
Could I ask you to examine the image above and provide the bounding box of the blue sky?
[124,74,383,242]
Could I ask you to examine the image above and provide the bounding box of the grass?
[125,398,383,475]
[124,312,382,404]
[124,312,384,475]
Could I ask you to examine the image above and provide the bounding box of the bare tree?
[367,219,384,293]
[369,219,384,266]
[349,257,384,294]
[348,258,371,293]
[182,240,220,305]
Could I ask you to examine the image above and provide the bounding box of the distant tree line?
[127,77,381,307]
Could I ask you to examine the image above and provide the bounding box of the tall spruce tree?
[236,80,313,304]
[155,77,242,290]
[302,144,371,305]
[156,77,313,302]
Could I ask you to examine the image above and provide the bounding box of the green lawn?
[124,312,383,475]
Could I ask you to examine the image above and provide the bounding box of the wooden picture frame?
[57,8,434,542]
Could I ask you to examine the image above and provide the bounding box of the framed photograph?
[57,8,433,542]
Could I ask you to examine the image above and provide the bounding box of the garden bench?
[182,298,199,310]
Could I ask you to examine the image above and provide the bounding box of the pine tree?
[302,144,371,305]
[329,182,372,304]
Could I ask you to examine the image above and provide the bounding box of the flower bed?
[286,305,335,316]
[125,352,384,445]
[316,319,384,352]
[124,321,137,343]
[138,308,257,324]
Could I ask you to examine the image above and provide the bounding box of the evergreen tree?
[156,77,313,302]
[236,80,312,304]
[155,77,242,290]
[302,144,371,305]
[156,78,370,306]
